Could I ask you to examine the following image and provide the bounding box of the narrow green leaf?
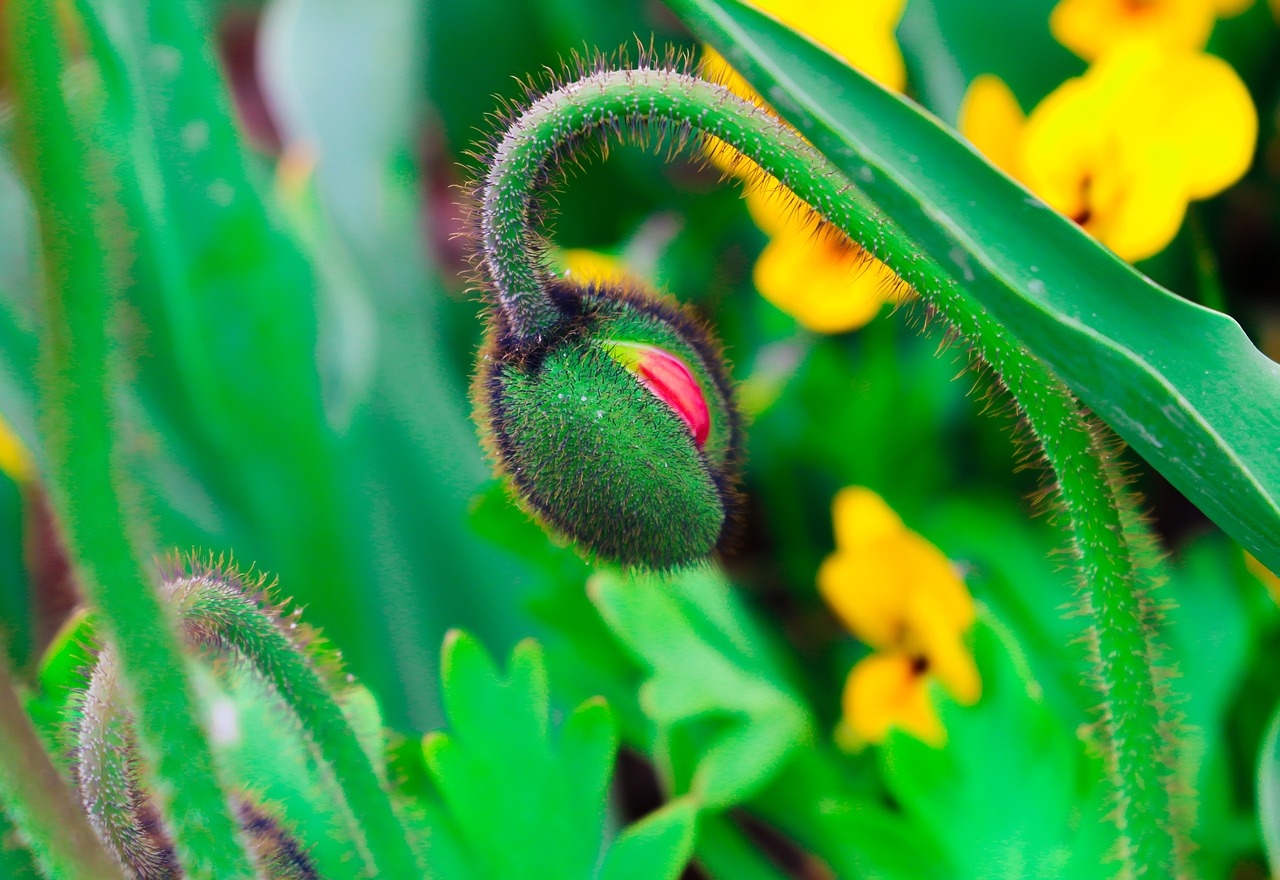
[7,0,256,874]
[70,0,381,693]
[668,0,1280,573]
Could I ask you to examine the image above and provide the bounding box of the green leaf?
[1260,698,1280,874]
[589,567,811,808]
[26,610,97,757]
[1167,536,1276,876]
[597,799,698,880]
[668,0,1280,574]
[878,613,1104,879]
[422,631,697,880]
[0,806,41,880]
[0,474,29,669]
[748,748,950,880]
[0,145,40,458]
[693,814,792,880]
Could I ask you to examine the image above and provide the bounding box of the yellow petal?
[817,551,911,650]
[831,486,904,549]
[748,0,908,91]
[1021,75,1112,221]
[905,591,981,705]
[0,416,31,483]
[744,180,805,240]
[1017,43,1244,260]
[841,653,944,747]
[1215,0,1254,14]
[958,74,1027,179]
[1050,0,1216,59]
[1117,49,1257,199]
[753,225,899,334]
[820,486,977,655]
[1087,143,1190,261]
[899,539,975,631]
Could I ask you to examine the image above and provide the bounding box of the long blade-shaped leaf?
[669,0,1280,571]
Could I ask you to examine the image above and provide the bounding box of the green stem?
[0,650,126,880]
[173,573,423,878]
[6,3,256,878]
[480,66,1180,875]
[1186,210,1229,313]
[77,571,423,878]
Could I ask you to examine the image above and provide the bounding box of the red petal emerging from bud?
[605,340,711,448]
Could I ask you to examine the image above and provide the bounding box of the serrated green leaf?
[597,798,698,880]
[878,613,1099,879]
[424,632,620,880]
[668,0,1280,575]
[590,568,811,808]
[422,632,705,879]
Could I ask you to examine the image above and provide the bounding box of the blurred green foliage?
[2,0,1280,877]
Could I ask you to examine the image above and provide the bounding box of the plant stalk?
[480,64,1181,875]
[6,1,257,877]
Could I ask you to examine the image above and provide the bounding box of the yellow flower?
[744,187,912,334]
[960,42,1257,262]
[1050,0,1253,60]
[818,487,980,747]
[840,653,944,747]
[0,416,31,483]
[702,0,906,99]
[700,0,910,334]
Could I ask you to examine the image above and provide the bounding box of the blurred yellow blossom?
[701,0,906,102]
[818,487,979,747]
[0,416,31,483]
[744,187,913,333]
[557,248,628,285]
[699,0,909,334]
[960,42,1257,262]
[1050,0,1253,60]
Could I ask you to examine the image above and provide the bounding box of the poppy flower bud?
[475,278,742,569]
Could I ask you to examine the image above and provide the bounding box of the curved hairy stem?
[0,649,126,880]
[171,571,422,878]
[478,64,1179,875]
[6,3,256,878]
[77,569,422,879]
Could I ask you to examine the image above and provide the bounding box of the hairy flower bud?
[475,279,742,569]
